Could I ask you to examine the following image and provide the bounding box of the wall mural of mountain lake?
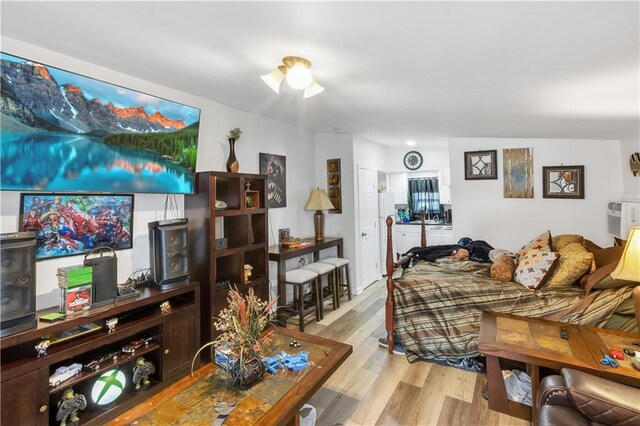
[0,52,201,194]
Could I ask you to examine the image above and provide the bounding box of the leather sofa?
[536,368,640,426]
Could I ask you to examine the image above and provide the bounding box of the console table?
[1,282,200,425]
[268,237,343,324]
[478,311,640,421]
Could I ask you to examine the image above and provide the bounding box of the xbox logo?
[91,369,126,405]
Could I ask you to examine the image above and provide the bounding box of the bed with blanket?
[383,216,639,363]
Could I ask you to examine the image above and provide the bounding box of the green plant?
[191,287,275,384]
[227,127,243,140]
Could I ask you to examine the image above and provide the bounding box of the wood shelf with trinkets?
[0,282,200,426]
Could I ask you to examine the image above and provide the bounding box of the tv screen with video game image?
[1,52,201,194]
[20,193,133,260]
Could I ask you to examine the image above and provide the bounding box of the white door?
[358,167,380,289]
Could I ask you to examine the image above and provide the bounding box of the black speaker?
[149,219,190,291]
[0,232,37,337]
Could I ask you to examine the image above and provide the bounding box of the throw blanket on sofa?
[394,259,633,363]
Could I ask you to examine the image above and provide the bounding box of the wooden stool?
[284,269,320,332]
[318,257,351,308]
[301,262,336,319]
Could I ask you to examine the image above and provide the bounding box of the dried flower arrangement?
[226,127,243,141]
[191,287,275,387]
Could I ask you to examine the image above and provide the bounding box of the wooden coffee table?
[110,327,352,425]
[478,311,640,421]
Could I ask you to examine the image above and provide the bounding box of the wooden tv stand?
[0,282,200,425]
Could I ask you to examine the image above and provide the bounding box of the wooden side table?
[579,324,640,388]
[478,312,601,421]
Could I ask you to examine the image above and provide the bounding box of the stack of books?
[57,265,93,314]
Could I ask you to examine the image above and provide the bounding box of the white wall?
[387,146,450,204]
[383,145,450,174]
[620,135,640,201]
[1,37,315,309]
[352,136,389,291]
[449,137,622,250]
[314,132,356,288]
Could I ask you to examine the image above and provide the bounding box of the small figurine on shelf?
[132,357,155,390]
[55,388,87,426]
[243,264,253,283]
[106,317,118,333]
[36,339,51,358]
[160,300,171,314]
[245,182,259,209]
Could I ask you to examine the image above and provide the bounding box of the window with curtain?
[408,177,442,220]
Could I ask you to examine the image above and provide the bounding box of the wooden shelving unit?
[185,171,269,344]
[0,282,200,425]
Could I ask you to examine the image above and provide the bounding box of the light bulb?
[286,64,313,90]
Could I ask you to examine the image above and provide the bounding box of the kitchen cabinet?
[438,168,452,204]
[394,225,423,255]
[427,225,454,245]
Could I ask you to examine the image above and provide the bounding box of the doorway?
[357,166,380,291]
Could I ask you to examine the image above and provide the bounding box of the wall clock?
[403,151,423,170]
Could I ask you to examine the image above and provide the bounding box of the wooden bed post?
[420,210,427,247]
[385,216,395,354]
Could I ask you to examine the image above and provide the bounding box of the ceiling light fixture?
[406,141,417,146]
[261,56,324,98]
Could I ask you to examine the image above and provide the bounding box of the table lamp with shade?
[610,226,640,331]
[304,188,335,241]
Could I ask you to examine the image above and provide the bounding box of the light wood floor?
[115,278,530,425]
[302,278,530,426]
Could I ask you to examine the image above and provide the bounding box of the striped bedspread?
[394,259,633,363]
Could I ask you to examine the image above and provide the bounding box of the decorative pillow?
[491,255,516,282]
[592,246,624,269]
[546,243,594,287]
[581,261,637,295]
[514,251,560,290]
[551,234,584,252]
[516,231,552,264]
[489,249,515,263]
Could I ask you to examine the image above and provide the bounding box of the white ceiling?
[1,1,638,147]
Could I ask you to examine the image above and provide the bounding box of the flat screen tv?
[1,52,201,194]
[20,193,133,260]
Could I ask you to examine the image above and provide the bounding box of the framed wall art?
[327,159,342,214]
[20,193,134,260]
[259,153,286,208]
[503,148,534,198]
[464,150,497,180]
[542,165,585,199]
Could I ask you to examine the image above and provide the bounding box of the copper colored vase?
[226,138,239,173]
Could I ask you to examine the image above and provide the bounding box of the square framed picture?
[464,150,497,180]
[542,165,585,199]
